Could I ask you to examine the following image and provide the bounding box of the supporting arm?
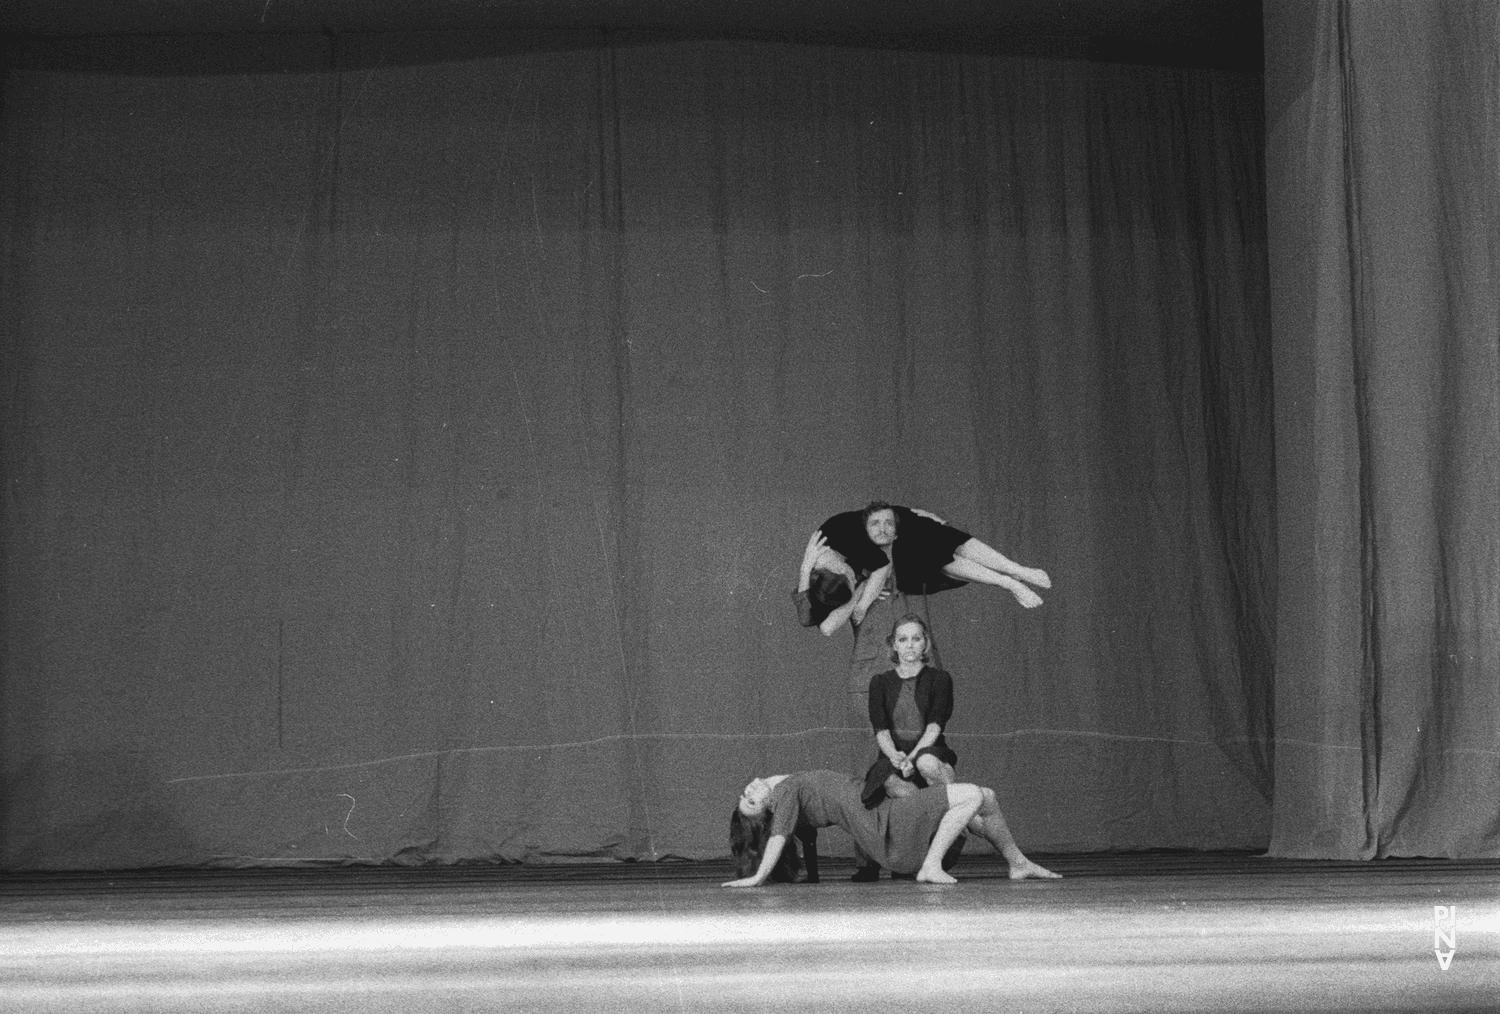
[722,834,787,887]
[851,564,891,624]
[819,593,859,636]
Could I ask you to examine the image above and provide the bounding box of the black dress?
[887,507,971,595]
[861,666,960,806]
[816,510,891,581]
[816,506,972,596]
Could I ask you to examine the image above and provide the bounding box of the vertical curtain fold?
[1265,0,1500,858]
[2,33,1276,868]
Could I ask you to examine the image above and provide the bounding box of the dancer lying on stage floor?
[723,769,1059,887]
[793,502,1051,635]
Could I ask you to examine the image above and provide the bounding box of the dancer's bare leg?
[916,784,983,884]
[913,757,966,870]
[942,558,1043,609]
[890,765,961,866]
[914,753,956,785]
[953,538,1051,589]
[966,787,1060,880]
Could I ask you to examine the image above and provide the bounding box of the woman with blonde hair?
[861,613,959,806]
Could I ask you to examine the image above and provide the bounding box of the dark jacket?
[867,666,954,732]
[861,666,959,806]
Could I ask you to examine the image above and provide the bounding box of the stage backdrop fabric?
[1,33,1275,868]
[1263,0,1500,859]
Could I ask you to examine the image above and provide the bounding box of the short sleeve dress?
[767,769,951,874]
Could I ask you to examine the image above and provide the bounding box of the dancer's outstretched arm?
[722,834,786,887]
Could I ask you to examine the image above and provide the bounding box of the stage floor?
[2,853,1496,1013]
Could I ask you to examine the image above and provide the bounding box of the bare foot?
[1008,858,1061,880]
[1021,567,1052,590]
[1011,585,1044,609]
[915,865,958,884]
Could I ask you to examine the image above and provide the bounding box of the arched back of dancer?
[795,502,1052,636]
[723,769,1059,887]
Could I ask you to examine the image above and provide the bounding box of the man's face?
[865,509,897,547]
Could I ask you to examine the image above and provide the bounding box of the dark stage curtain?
[1,33,1274,868]
[1265,0,1500,858]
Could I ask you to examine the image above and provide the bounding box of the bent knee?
[946,783,983,808]
[915,754,953,781]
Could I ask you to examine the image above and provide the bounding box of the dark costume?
[795,507,971,628]
[793,510,885,628]
[861,666,959,806]
[766,769,952,875]
[791,570,853,628]
[816,510,892,579]
[886,508,970,595]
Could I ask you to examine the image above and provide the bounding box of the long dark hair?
[804,568,853,626]
[729,808,803,882]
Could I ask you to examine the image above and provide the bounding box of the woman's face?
[893,621,927,665]
[865,509,897,546]
[738,778,772,817]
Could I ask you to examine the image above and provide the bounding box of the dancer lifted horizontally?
[793,502,1051,636]
[724,769,1059,886]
